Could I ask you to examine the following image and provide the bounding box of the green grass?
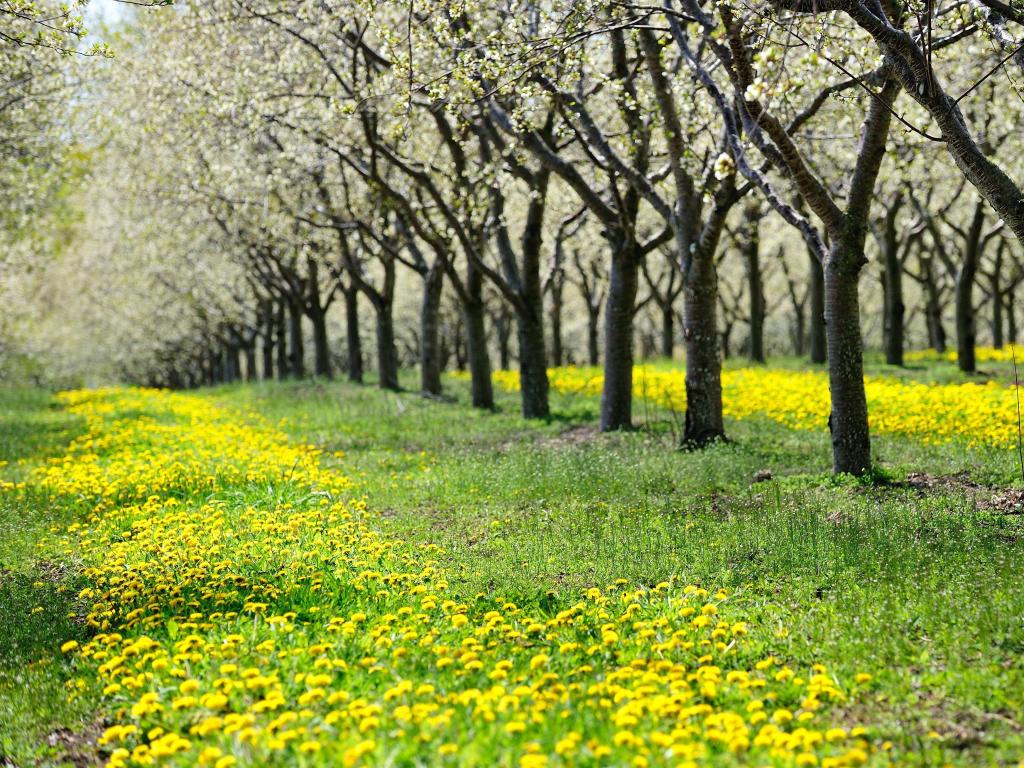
[229,373,1024,764]
[2,370,1023,765]
[0,388,97,767]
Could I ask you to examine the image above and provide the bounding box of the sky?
[85,0,132,39]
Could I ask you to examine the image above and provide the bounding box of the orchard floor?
[1,364,1024,767]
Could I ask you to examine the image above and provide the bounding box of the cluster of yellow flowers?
[34,388,884,766]
[904,345,1020,364]
[32,387,350,509]
[491,366,1023,450]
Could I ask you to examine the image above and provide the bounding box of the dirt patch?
[494,424,603,453]
[979,488,1024,515]
[903,471,1024,517]
[43,722,104,767]
[35,559,73,583]
[538,424,601,448]
[904,471,984,494]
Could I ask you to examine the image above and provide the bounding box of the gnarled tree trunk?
[824,240,871,475]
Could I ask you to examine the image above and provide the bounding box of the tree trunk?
[420,264,444,396]
[683,251,725,445]
[245,342,257,382]
[463,263,494,409]
[792,306,806,356]
[587,308,600,366]
[1008,293,1018,344]
[343,287,363,384]
[310,307,332,379]
[956,204,985,373]
[209,349,221,385]
[496,313,512,371]
[549,282,564,367]
[288,299,305,379]
[517,313,550,419]
[600,239,638,431]
[824,242,871,476]
[882,249,905,367]
[262,307,275,381]
[991,274,1004,348]
[955,271,978,372]
[276,302,289,380]
[454,316,467,371]
[373,298,400,390]
[809,251,827,363]
[222,347,237,383]
[661,304,674,359]
[744,207,766,363]
[925,275,946,353]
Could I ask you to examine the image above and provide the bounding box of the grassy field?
[1,363,1023,767]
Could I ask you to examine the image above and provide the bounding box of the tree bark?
[496,311,512,371]
[809,250,827,363]
[601,239,638,431]
[549,282,564,367]
[463,263,494,409]
[923,263,947,353]
[262,305,275,381]
[743,207,766,363]
[683,249,725,445]
[661,305,674,359]
[880,206,905,366]
[343,286,363,384]
[244,342,257,382]
[373,298,400,390]
[275,301,289,380]
[991,274,1004,348]
[956,203,985,373]
[587,308,600,366]
[210,349,221,385]
[514,210,551,418]
[224,346,241,383]
[310,307,332,379]
[824,240,871,475]
[517,313,550,419]
[1008,294,1018,344]
[288,298,305,379]
[792,305,806,356]
[420,264,445,396]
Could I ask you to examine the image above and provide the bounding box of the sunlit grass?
[0,375,1022,766]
